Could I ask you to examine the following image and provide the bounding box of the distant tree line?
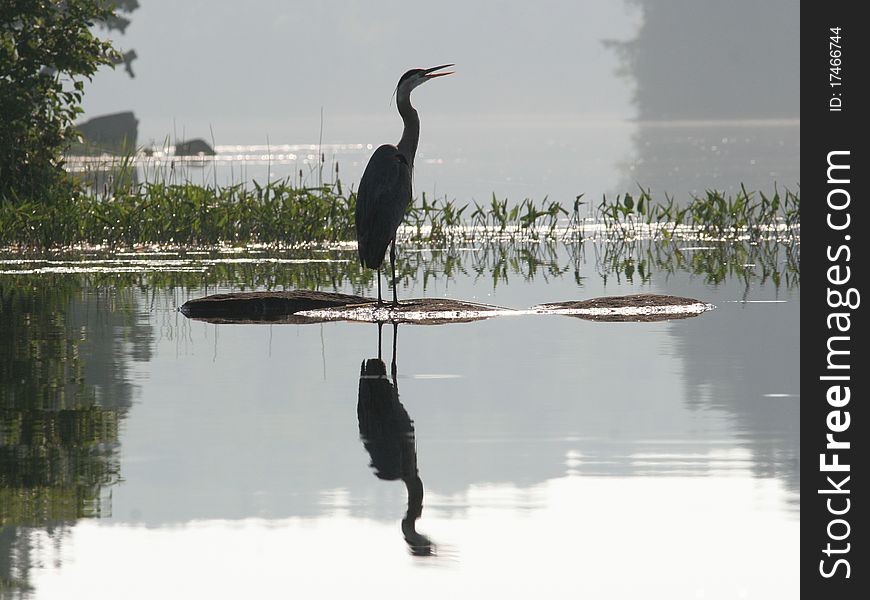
[608,0,799,120]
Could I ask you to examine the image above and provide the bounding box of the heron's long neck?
[396,92,419,169]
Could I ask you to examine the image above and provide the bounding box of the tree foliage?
[0,0,119,201]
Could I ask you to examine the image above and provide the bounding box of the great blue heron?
[355,64,454,305]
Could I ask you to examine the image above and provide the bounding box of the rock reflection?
[357,323,434,556]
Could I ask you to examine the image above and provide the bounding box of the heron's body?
[355,65,453,305]
[356,144,412,270]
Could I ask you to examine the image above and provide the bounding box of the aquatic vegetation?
[0,173,799,251]
[405,193,570,242]
[595,185,800,242]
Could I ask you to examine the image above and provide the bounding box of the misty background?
[79,0,799,202]
[83,0,800,132]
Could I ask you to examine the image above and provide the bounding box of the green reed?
[595,184,800,241]
[1,166,799,250]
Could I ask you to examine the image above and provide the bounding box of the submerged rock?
[299,298,512,325]
[533,294,715,322]
[174,139,215,156]
[180,290,373,324]
[179,291,714,325]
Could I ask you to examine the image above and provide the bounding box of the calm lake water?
[68,117,800,210]
[1,238,799,598]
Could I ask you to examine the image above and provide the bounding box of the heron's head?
[395,64,454,101]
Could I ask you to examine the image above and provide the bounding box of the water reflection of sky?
[32,475,797,599]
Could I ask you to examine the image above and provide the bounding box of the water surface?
[1,240,798,598]
[68,117,799,209]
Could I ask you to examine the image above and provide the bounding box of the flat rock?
[179,290,373,324]
[533,294,714,322]
[298,297,512,325]
[179,291,714,325]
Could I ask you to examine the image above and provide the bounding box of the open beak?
[423,64,455,79]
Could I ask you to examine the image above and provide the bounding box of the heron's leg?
[376,266,383,305]
[390,239,398,306]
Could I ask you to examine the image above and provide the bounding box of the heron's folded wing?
[355,145,413,267]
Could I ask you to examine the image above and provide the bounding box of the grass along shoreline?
[0,176,799,250]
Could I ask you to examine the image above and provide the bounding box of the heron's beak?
[423,64,455,79]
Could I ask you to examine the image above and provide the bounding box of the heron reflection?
[357,322,434,556]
